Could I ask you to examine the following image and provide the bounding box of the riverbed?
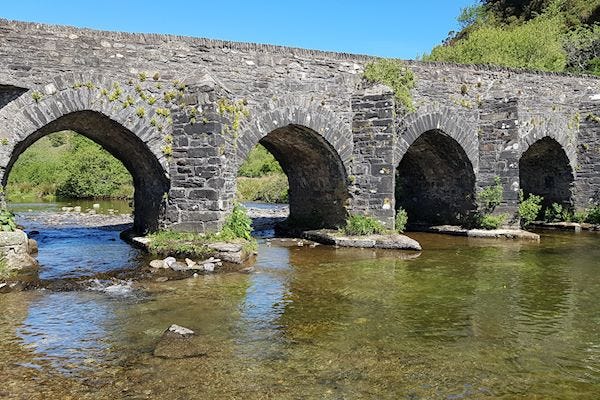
[0,201,598,399]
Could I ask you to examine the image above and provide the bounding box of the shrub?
[221,203,253,241]
[518,190,543,226]
[236,174,288,203]
[363,58,415,112]
[395,207,408,233]
[0,209,17,232]
[586,205,600,224]
[343,214,385,236]
[479,213,507,230]
[8,131,133,201]
[477,177,504,213]
[238,144,283,177]
[425,14,567,72]
[573,210,588,223]
[541,202,576,222]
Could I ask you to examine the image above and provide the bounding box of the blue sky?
[0,1,475,59]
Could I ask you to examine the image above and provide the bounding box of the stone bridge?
[1,19,600,233]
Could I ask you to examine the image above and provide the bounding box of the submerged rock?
[153,324,207,359]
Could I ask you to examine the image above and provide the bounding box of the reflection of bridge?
[1,19,599,233]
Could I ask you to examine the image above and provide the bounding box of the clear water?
[0,204,599,399]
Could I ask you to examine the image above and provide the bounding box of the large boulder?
[0,230,39,280]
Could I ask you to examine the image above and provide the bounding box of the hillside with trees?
[425,0,600,75]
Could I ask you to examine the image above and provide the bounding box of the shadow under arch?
[3,110,169,233]
[235,99,352,229]
[242,124,350,229]
[396,129,477,226]
[519,136,574,211]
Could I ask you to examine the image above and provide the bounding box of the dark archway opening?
[3,111,169,234]
[519,137,574,212]
[239,124,349,230]
[396,130,476,226]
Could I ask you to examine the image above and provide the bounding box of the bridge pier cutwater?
[1,19,600,233]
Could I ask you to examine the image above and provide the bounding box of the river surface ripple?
[0,201,598,399]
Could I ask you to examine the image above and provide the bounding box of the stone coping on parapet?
[1,18,600,80]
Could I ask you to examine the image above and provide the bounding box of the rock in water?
[163,256,177,268]
[149,259,166,269]
[27,238,38,255]
[185,258,197,268]
[153,324,207,359]
[167,324,195,337]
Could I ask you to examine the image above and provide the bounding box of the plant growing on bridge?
[343,214,385,236]
[218,98,250,133]
[518,190,543,226]
[477,177,503,214]
[0,209,17,232]
[479,213,506,230]
[395,207,408,233]
[31,91,43,103]
[363,58,415,112]
[586,205,600,224]
[221,203,253,241]
[476,177,506,230]
[544,202,572,222]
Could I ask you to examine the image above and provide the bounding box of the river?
[0,200,598,399]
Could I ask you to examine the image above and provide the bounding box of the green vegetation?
[477,176,504,213]
[7,131,133,201]
[237,175,288,203]
[343,214,385,236]
[236,144,289,203]
[586,205,600,224]
[238,144,283,177]
[480,213,507,229]
[544,202,570,222]
[0,209,17,232]
[425,0,600,75]
[363,59,415,111]
[147,204,256,258]
[518,190,543,226]
[221,203,253,241]
[395,207,408,233]
[476,177,506,229]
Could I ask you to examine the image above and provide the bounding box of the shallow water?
[0,205,599,399]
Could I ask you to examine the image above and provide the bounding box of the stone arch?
[395,107,478,226]
[520,136,575,211]
[234,98,352,228]
[396,106,479,171]
[520,118,577,172]
[0,73,170,233]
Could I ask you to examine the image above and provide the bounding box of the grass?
[343,214,386,236]
[236,174,288,203]
[147,204,257,258]
[7,131,133,201]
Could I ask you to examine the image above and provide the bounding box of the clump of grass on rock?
[147,204,256,258]
[343,214,385,236]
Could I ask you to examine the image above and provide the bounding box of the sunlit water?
[0,202,599,399]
